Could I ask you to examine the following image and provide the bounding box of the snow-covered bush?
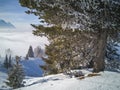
[106,40,120,72]
[6,56,25,89]
[105,59,120,72]
[65,70,84,78]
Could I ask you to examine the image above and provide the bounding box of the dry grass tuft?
[87,73,101,77]
[78,73,101,80]
[79,76,85,79]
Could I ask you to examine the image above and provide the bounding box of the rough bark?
[93,30,107,72]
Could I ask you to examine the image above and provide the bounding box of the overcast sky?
[0,0,39,31]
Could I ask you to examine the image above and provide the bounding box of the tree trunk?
[93,30,107,73]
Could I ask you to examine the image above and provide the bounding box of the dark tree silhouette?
[26,45,34,58]
[6,56,25,89]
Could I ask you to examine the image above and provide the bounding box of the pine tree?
[25,54,29,60]
[4,54,13,69]
[4,54,9,69]
[106,40,120,71]
[40,29,97,75]
[19,0,120,72]
[8,55,12,68]
[6,56,25,89]
[26,45,34,58]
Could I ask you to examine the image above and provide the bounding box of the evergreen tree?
[4,54,9,69]
[26,45,34,58]
[6,56,25,89]
[25,54,29,60]
[19,0,120,72]
[4,54,12,69]
[8,55,12,68]
[40,30,97,74]
[106,40,120,71]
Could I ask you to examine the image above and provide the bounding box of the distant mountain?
[0,19,15,29]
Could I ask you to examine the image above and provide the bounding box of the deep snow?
[0,59,8,89]
[0,57,120,90]
[20,58,45,77]
[0,57,44,89]
[16,70,120,90]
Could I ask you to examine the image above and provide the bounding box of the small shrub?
[6,56,25,89]
[66,71,84,78]
[73,71,84,77]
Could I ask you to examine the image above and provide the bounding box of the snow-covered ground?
[20,58,45,77]
[0,57,44,89]
[0,57,120,90]
[0,71,8,89]
[15,70,120,90]
[0,59,8,89]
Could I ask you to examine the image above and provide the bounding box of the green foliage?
[4,54,12,69]
[4,54,9,69]
[19,0,37,9]
[19,0,120,31]
[8,55,12,68]
[39,27,97,74]
[19,0,120,73]
[6,56,25,89]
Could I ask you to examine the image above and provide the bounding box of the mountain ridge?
[0,19,15,29]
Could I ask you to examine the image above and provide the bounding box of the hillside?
[20,58,45,77]
[0,58,120,90]
[0,58,44,89]
[0,19,15,29]
[16,70,120,90]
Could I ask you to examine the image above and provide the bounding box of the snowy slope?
[16,70,120,90]
[20,58,45,77]
[0,57,120,90]
[0,61,8,89]
[0,57,44,89]
[0,71,8,89]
